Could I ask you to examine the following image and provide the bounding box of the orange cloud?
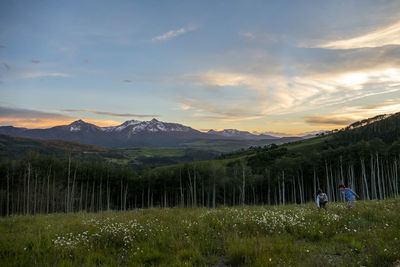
[0,117,121,128]
[0,106,121,128]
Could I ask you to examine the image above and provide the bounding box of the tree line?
[0,136,399,216]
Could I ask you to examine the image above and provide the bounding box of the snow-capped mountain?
[67,119,103,133]
[207,129,276,140]
[0,119,302,147]
[103,119,194,135]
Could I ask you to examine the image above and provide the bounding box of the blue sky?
[1,0,400,134]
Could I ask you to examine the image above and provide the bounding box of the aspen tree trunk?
[394,158,399,196]
[351,164,355,193]
[97,178,101,212]
[381,159,386,199]
[242,164,246,205]
[297,174,303,204]
[121,180,123,210]
[376,153,382,199]
[27,162,30,215]
[232,186,235,206]
[267,179,271,205]
[6,169,9,216]
[193,166,197,206]
[340,155,344,183]
[147,183,150,208]
[23,173,26,214]
[212,170,216,208]
[202,175,205,206]
[361,158,370,200]
[70,164,77,212]
[301,169,305,203]
[278,176,281,205]
[387,161,394,197]
[329,162,337,201]
[164,186,167,208]
[67,155,71,213]
[134,194,137,209]
[33,172,38,215]
[85,179,89,211]
[179,169,184,207]
[52,172,55,213]
[91,180,95,212]
[370,155,377,199]
[252,186,256,205]
[79,181,83,212]
[107,177,110,210]
[124,183,128,211]
[292,176,296,204]
[187,169,193,206]
[313,168,317,200]
[223,183,226,206]
[47,166,51,214]
[140,189,143,208]
[325,160,330,202]
[282,170,285,205]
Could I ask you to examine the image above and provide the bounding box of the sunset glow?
[1,1,400,134]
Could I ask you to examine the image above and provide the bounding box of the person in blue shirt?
[339,184,360,208]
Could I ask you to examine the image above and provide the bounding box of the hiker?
[316,188,328,209]
[339,184,360,209]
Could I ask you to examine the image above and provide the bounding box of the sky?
[1,0,400,135]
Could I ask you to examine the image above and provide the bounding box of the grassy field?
[1,199,399,266]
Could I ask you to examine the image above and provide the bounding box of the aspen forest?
[1,113,400,216]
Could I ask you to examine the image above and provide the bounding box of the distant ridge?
[0,119,299,147]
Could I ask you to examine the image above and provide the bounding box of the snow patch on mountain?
[70,126,81,132]
[100,119,194,135]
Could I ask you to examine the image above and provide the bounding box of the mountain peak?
[122,119,141,125]
[150,118,159,122]
[70,119,86,125]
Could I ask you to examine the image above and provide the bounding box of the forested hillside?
[0,134,220,169]
[0,113,399,216]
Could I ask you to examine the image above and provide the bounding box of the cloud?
[179,96,266,122]
[192,113,263,122]
[31,60,40,64]
[317,20,400,49]
[0,106,74,128]
[1,62,10,71]
[180,71,272,92]
[241,31,256,40]
[19,72,72,79]
[123,79,132,83]
[174,61,400,124]
[61,109,160,118]
[0,106,121,128]
[152,25,196,42]
[304,101,400,127]
[179,104,191,110]
[0,106,71,120]
[304,116,355,126]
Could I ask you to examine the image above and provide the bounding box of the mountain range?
[0,119,306,148]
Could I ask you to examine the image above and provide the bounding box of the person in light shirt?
[316,188,328,210]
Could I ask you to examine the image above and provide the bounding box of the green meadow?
[1,199,399,266]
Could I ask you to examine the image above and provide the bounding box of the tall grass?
[0,199,399,266]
